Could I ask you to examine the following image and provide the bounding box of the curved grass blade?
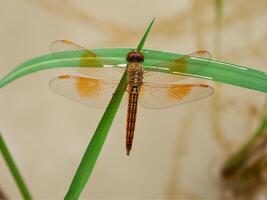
[0,133,32,200]
[0,48,267,93]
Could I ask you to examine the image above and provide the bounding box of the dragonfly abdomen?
[125,60,143,155]
[126,86,140,155]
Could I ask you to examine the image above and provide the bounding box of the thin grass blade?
[64,71,127,200]
[0,133,32,200]
[136,18,155,51]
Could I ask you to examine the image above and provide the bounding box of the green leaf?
[1,48,267,93]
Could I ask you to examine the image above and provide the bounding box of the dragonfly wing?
[140,82,213,109]
[143,50,211,82]
[50,40,125,80]
[49,75,127,109]
[143,71,187,83]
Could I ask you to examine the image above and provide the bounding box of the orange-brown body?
[126,51,144,155]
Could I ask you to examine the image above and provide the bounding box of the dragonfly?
[49,39,214,155]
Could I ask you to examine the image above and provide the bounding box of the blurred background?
[0,0,267,199]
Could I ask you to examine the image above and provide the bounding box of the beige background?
[0,0,267,199]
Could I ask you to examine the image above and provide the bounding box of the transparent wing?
[140,82,213,109]
[143,50,211,83]
[50,40,125,80]
[49,75,127,109]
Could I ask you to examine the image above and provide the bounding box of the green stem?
[0,133,32,200]
[64,71,128,200]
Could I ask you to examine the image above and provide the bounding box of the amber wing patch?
[76,77,99,97]
[171,50,211,74]
[59,39,98,67]
[169,85,192,100]
[171,58,187,74]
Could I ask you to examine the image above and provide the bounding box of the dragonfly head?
[126,51,144,63]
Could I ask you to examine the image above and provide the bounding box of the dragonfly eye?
[126,51,144,63]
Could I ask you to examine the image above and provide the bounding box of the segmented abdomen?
[126,86,139,155]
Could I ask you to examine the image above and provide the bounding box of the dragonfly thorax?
[127,62,144,88]
[127,62,144,75]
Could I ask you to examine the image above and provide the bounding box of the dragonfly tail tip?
[126,150,130,156]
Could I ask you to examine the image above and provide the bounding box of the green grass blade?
[1,48,267,93]
[64,71,128,200]
[136,18,155,51]
[0,133,32,200]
